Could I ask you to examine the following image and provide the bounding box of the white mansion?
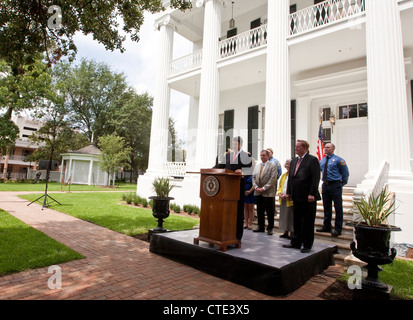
[137,0,413,244]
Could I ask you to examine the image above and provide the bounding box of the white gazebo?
[60,143,109,186]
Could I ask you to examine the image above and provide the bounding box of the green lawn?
[381,259,413,299]
[0,209,84,276]
[19,192,200,236]
[0,181,136,192]
[341,259,413,300]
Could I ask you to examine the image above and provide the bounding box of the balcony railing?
[289,0,365,36]
[169,0,366,77]
[165,162,187,178]
[169,49,203,76]
[1,155,27,162]
[219,24,268,59]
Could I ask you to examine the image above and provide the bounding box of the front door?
[336,119,368,187]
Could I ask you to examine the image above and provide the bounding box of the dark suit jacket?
[287,153,321,202]
[214,150,253,173]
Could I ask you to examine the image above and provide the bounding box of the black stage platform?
[150,229,337,296]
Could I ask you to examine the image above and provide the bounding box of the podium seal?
[203,176,220,197]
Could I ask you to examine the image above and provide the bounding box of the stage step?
[252,187,355,265]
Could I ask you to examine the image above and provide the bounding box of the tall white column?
[195,0,222,170]
[265,0,291,162]
[88,160,94,185]
[365,0,412,178]
[146,16,175,175]
[295,97,312,144]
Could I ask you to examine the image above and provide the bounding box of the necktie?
[259,163,265,185]
[233,152,237,163]
[323,156,329,181]
[294,157,302,176]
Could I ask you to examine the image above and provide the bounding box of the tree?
[0,116,19,155]
[0,0,192,72]
[168,117,185,162]
[98,134,132,186]
[109,91,153,180]
[0,57,52,180]
[24,91,89,165]
[54,58,130,142]
[0,57,52,119]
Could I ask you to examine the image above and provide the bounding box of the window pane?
[322,108,331,122]
[349,104,358,118]
[323,128,331,143]
[359,103,368,117]
[339,106,348,119]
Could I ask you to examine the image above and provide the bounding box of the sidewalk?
[0,191,342,300]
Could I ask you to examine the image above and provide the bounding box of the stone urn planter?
[347,186,401,291]
[149,196,174,232]
[149,177,175,233]
[347,222,401,290]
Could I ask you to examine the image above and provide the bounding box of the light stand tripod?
[27,149,61,210]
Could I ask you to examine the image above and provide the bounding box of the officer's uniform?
[319,154,350,234]
[269,157,282,179]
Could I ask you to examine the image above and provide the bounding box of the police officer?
[317,143,349,237]
[267,148,282,179]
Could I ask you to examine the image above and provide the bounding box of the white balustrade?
[169,49,203,76]
[165,162,187,177]
[219,24,268,59]
[289,0,365,36]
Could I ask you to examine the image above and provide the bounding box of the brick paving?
[0,191,343,300]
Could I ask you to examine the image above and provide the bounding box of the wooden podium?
[194,168,242,252]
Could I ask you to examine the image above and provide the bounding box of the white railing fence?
[169,49,203,76]
[289,0,365,36]
[165,162,187,178]
[219,24,267,59]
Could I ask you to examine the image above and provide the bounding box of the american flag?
[316,122,325,161]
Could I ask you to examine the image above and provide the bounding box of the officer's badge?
[340,160,346,166]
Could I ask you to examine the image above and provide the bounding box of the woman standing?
[277,159,294,239]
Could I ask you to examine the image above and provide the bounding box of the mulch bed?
[319,280,354,300]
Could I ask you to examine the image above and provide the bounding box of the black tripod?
[28,152,61,210]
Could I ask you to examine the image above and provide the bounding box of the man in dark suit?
[284,140,321,253]
[214,136,252,241]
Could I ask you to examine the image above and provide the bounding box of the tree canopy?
[98,133,132,186]
[54,58,130,142]
[0,0,192,73]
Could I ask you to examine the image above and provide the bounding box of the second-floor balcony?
[169,0,366,78]
[1,155,29,165]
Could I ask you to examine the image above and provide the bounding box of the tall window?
[224,110,234,151]
[248,106,259,159]
[291,100,296,159]
[217,114,225,156]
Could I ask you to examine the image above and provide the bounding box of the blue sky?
[72,12,192,142]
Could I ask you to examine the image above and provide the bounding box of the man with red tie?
[214,136,252,241]
[283,140,321,253]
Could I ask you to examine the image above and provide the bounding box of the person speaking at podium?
[214,136,252,241]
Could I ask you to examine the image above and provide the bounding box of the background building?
[0,115,44,180]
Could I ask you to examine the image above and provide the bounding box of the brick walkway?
[0,191,343,300]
